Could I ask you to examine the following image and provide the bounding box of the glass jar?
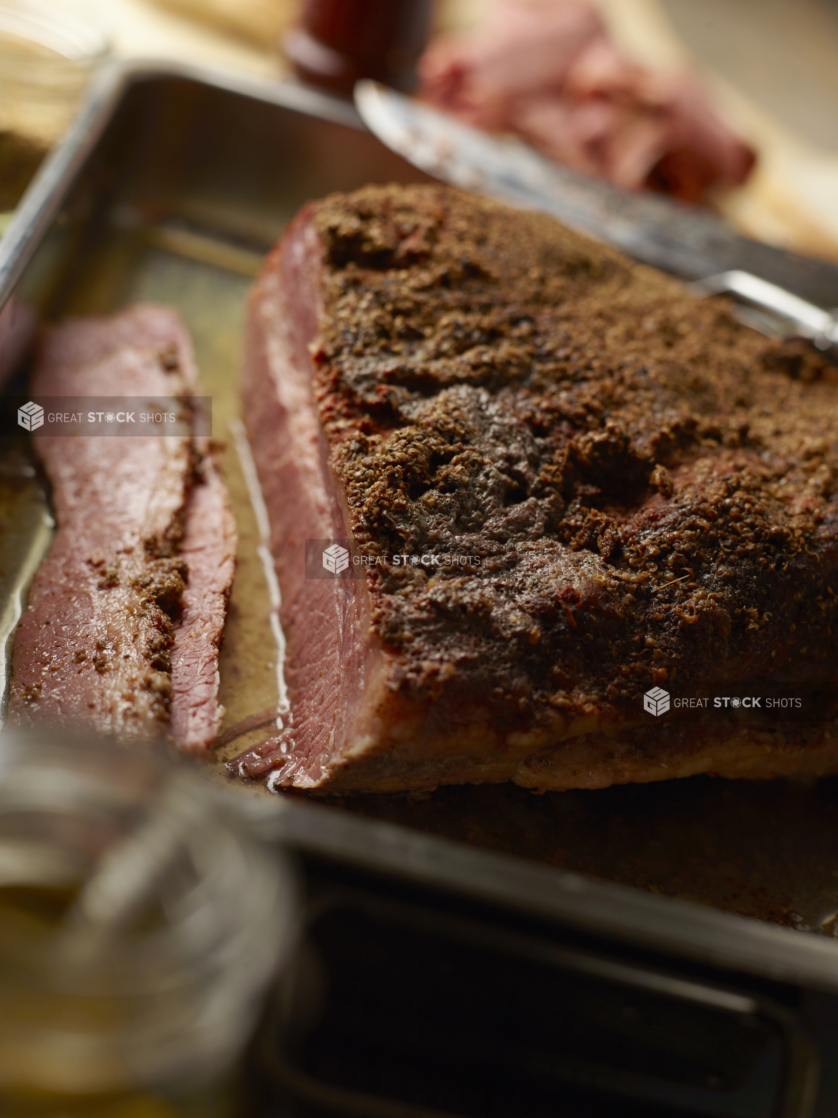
[0,729,298,1117]
[0,0,110,147]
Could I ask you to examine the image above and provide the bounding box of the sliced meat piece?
[419,0,603,131]
[241,214,377,786]
[418,0,755,203]
[8,305,236,750]
[168,458,236,751]
[241,184,838,795]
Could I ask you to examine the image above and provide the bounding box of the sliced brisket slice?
[242,184,838,795]
[168,457,236,751]
[8,304,236,750]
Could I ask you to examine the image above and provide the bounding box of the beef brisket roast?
[8,305,236,751]
[242,184,838,793]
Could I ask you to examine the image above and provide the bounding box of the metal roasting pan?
[4,61,838,1115]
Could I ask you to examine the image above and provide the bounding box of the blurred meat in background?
[2,0,838,255]
[419,0,756,203]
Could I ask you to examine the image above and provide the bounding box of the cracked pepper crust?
[307,184,838,751]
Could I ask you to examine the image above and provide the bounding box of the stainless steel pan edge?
[248,792,838,997]
[3,62,838,1003]
[0,58,362,305]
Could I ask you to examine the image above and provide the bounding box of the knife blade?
[354,81,838,310]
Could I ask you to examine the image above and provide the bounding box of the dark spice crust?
[310,184,838,725]
[17,518,191,729]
